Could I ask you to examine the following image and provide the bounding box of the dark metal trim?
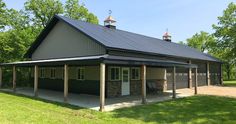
[106,47,222,63]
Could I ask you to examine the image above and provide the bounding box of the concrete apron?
[0,87,195,111]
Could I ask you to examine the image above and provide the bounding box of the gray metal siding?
[32,21,106,60]
[192,61,207,86]
[210,63,221,85]
[167,68,188,90]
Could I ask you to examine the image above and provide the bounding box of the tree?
[184,31,216,53]
[64,0,98,24]
[0,9,36,62]
[212,2,236,79]
[86,13,99,24]
[0,0,7,29]
[6,9,31,30]
[24,0,64,28]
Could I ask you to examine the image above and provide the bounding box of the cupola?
[104,10,116,29]
[163,29,172,42]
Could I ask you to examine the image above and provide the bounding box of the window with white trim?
[77,67,85,80]
[50,68,56,79]
[40,68,46,78]
[109,67,120,81]
[131,67,140,80]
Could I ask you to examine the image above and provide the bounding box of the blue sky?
[3,0,234,43]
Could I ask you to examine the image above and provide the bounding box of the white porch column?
[34,65,39,97]
[188,60,192,88]
[207,62,210,86]
[195,68,198,95]
[13,66,16,92]
[99,63,106,112]
[163,69,167,92]
[0,67,2,88]
[141,65,147,104]
[64,64,69,103]
[172,66,176,98]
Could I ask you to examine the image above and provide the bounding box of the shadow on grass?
[0,90,87,111]
[112,95,236,123]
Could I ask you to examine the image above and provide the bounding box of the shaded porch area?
[0,87,195,111]
[0,55,199,112]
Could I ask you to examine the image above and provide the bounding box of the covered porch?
[0,87,195,111]
[0,55,199,111]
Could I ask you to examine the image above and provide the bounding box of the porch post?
[64,64,69,103]
[0,66,2,88]
[141,65,147,104]
[194,68,198,95]
[34,65,39,97]
[207,62,210,86]
[172,66,176,98]
[220,64,223,85]
[188,60,192,88]
[163,69,167,92]
[13,66,16,92]
[99,63,106,112]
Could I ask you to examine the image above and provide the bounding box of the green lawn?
[223,80,236,87]
[0,92,236,124]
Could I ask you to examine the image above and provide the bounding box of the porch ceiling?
[0,54,197,68]
[104,55,197,68]
[0,55,106,67]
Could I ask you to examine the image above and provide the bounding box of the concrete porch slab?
[0,87,195,111]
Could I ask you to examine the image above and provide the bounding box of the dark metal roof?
[25,15,221,62]
[1,55,197,68]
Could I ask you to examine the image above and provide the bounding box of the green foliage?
[185,31,216,53]
[212,2,236,79]
[0,9,37,62]
[24,0,64,28]
[212,2,236,61]
[0,0,6,29]
[180,2,236,80]
[64,0,98,24]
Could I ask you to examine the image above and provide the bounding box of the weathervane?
[109,10,112,16]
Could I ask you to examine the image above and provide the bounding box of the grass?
[223,80,236,87]
[0,92,236,124]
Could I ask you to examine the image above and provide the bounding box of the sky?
[3,0,235,43]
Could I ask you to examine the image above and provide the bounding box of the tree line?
[179,2,236,80]
[0,0,98,63]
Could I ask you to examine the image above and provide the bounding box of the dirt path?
[198,86,236,98]
[176,86,236,98]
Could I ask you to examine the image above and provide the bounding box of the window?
[77,67,85,80]
[40,68,46,78]
[50,68,56,79]
[109,67,120,81]
[131,68,140,80]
